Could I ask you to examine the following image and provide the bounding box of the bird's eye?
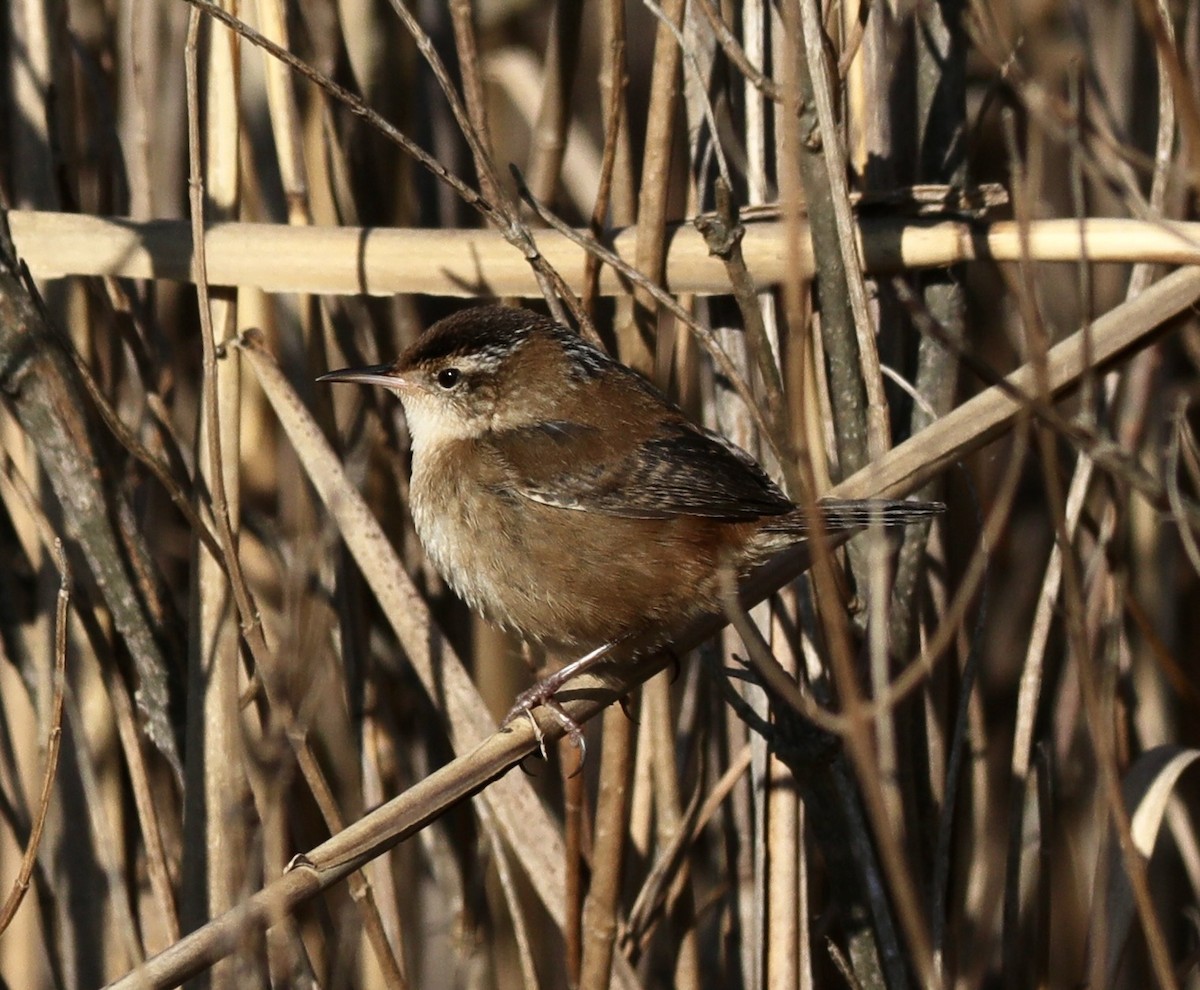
[436,367,461,390]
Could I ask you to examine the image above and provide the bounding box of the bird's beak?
[317,364,411,390]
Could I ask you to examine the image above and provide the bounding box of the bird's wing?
[484,419,794,520]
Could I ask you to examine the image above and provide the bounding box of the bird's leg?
[503,638,626,740]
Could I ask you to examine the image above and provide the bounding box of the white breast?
[407,443,509,625]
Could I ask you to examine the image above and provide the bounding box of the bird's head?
[319,305,618,449]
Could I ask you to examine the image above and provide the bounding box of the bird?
[320,305,941,731]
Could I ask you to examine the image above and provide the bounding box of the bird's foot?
[504,641,619,772]
[503,641,616,724]
[507,672,588,751]
[515,700,587,775]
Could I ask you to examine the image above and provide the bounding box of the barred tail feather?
[761,498,945,536]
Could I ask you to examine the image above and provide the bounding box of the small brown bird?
[321,306,940,719]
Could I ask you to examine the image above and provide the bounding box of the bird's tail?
[760,497,945,537]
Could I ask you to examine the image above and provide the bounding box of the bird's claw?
[506,690,587,776]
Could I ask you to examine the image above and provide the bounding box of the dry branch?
[9,210,1200,297]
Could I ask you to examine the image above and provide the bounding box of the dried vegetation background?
[1,0,1200,987]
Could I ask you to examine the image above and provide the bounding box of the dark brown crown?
[398,306,555,372]
[398,305,626,384]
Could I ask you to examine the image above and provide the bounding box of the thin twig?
[512,168,779,458]
[0,456,184,952]
[179,0,588,331]
[796,0,890,467]
[521,1,584,216]
[828,937,867,990]
[186,17,407,982]
[891,277,1200,530]
[641,0,733,189]
[385,0,582,329]
[68,346,225,562]
[625,0,684,374]
[176,0,499,225]
[578,705,634,987]
[1005,8,1178,947]
[1005,107,1177,990]
[446,0,502,209]
[694,178,801,496]
[692,0,783,102]
[0,540,68,937]
[581,10,628,325]
[1132,0,1200,193]
[1167,398,1200,577]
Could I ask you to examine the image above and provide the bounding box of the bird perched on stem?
[321,305,941,741]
